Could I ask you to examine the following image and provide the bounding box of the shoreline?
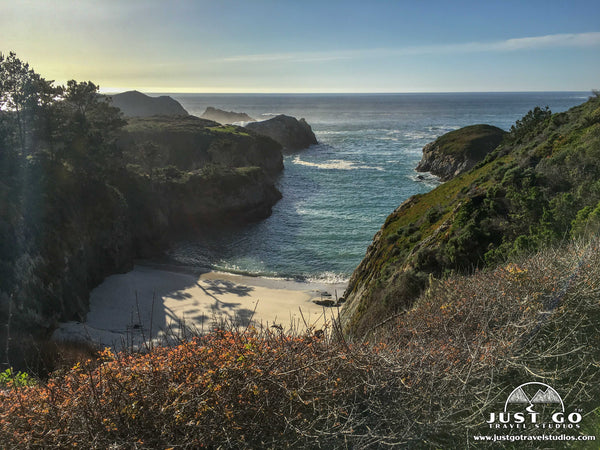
[53,264,348,351]
[138,259,350,287]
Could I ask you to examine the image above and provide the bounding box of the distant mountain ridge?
[107,90,189,117]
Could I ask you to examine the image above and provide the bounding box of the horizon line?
[99,88,594,95]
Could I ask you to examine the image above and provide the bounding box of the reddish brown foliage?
[1,239,599,448]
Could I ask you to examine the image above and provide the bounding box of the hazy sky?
[3,0,600,93]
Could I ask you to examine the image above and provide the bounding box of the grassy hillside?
[431,124,505,158]
[342,93,600,336]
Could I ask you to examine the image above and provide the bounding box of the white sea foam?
[292,156,384,171]
[294,207,361,221]
[405,125,461,141]
[408,171,441,188]
[404,130,437,140]
[307,272,350,285]
[316,130,353,136]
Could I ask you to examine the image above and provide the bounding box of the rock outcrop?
[119,115,283,176]
[116,166,282,257]
[245,115,317,151]
[416,124,506,181]
[115,115,285,256]
[201,107,255,124]
[108,90,189,117]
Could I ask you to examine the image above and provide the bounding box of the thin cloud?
[219,51,355,63]
[495,32,600,50]
[218,32,600,63]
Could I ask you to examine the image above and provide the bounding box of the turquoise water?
[166,92,590,282]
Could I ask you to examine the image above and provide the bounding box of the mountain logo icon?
[504,382,564,412]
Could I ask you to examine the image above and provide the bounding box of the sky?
[2,0,600,93]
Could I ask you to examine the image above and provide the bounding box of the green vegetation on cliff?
[428,124,505,159]
[416,124,506,181]
[120,115,282,175]
[342,93,600,336]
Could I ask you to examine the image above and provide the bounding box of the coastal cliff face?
[416,124,506,181]
[201,107,256,124]
[107,90,189,117]
[117,166,282,257]
[245,115,318,151]
[0,160,135,333]
[341,96,600,336]
[1,113,284,345]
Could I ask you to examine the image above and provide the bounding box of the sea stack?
[245,114,318,151]
[416,124,506,181]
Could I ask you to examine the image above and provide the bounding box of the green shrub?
[0,368,36,388]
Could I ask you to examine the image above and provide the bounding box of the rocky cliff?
[108,90,189,117]
[416,124,506,181]
[119,115,283,176]
[1,115,284,349]
[245,115,317,151]
[201,107,256,124]
[115,166,281,258]
[341,96,600,337]
[115,115,284,256]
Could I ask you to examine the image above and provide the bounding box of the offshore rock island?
[245,114,318,151]
[416,124,506,181]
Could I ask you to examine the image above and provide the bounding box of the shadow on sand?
[55,265,261,352]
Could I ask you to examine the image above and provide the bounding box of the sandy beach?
[53,264,347,351]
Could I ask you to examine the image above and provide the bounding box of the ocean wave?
[306,271,350,285]
[404,130,437,140]
[231,120,254,127]
[316,130,354,136]
[427,125,460,131]
[206,263,349,285]
[294,207,361,221]
[292,156,384,171]
[404,126,461,141]
[408,171,441,187]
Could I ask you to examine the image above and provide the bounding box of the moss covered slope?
[342,94,600,336]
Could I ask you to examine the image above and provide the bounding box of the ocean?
[164,92,590,283]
